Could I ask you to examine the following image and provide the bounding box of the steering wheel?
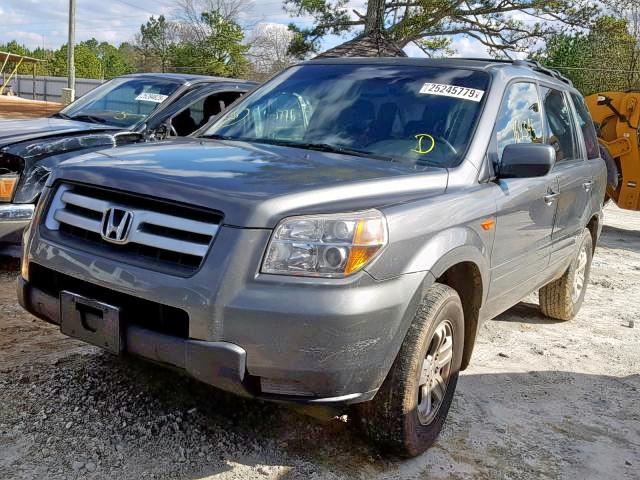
[435,136,458,156]
[169,124,178,137]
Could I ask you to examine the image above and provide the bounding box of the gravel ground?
[1,205,639,479]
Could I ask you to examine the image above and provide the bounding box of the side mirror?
[149,123,169,140]
[499,143,556,179]
[114,132,144,146]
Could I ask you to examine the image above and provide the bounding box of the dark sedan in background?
[0,73,256,255]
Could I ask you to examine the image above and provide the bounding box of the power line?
[110,0,172,14]
[553,65,640,74]
[4,0,292,27]
[7,10,290,29]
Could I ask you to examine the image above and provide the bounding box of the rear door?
[540,86,593,266]
[488,81,558,306]
[571,92,607,219]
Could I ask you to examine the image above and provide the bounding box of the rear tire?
[355,283,464,457]
[599,144,619,191]
[539,228,593,321]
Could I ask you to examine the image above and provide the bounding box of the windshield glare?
[60,77,182,128]
[204,64,489,168]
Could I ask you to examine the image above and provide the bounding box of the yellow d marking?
[412,134,436,155]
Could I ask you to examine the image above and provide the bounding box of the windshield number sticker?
[135,92,168,103]
[419,83,485,102]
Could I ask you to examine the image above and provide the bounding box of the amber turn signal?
[480,219,496,231]
[0,176,18,202]
[344,217,387,275]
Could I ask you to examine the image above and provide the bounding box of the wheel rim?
[572,244,589,303]
[417,319,454,426]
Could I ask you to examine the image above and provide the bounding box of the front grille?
[30,263,189,338]
[43,183,222,275]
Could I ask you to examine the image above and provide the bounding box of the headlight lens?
[0,175,18,202]
[262,210,387,277]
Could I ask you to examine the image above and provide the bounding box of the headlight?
[262,210,387,278]
[0,175,18,202]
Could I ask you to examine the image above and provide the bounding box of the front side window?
[541,87,580,162]
[170,91,244,136]
[495,82,543,159]
[60,77,182,128]
[571,93,600,160]
[203,64,490,168]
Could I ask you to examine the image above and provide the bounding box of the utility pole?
[64,0,76,104]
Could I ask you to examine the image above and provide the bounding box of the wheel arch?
[587,213,601,253]
[427,249,487,371]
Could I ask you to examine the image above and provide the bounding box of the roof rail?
[457,57,574,87]
[512,59,574,87]
[458,57,514,64]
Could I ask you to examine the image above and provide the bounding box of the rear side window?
[495,82,544,159]
[540,87,580,162]
[571,93,600,160]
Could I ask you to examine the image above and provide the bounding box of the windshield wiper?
[202,134,239,141]
[51,112,71,120]
[300,143,396,162]
[250,138,397,163]
[70,114,109,125]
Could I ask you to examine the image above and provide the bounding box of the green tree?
[137,15,179,72]
[1,39,135,80]
[168,11,249,77]
[284,0,599,58]
[535,16,639,94]
[0,41,48,75]
[47,43,103,79]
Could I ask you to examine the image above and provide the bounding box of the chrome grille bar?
[45,184,220,271]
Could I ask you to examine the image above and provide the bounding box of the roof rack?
[458,57,574,87]
[512,59,573,87]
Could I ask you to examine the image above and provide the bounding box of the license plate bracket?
[60,291,123,354]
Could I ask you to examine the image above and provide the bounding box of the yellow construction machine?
[586,91,640,211]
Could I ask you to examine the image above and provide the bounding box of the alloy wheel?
[417,320,454,426]
[572,244,589,303]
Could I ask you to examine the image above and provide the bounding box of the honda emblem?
[101,208,134,244]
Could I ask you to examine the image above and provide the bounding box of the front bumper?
[17,275,386,405]
[17,276,252,397]
[20,225,428,405]
[0,203,34,255]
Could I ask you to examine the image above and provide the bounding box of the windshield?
[203,64,489,168]
[60,77,182,128]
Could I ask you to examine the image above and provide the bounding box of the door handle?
[583,180,593,192]
[544,192,560,205]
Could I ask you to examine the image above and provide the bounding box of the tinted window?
[571,93,600,160]
[541,87,579,162]
[495,82,543,159]
[171,91,244,135]
[204,65,490,169]
[61,77,181,128]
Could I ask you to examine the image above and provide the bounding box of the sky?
[0,0,492,57]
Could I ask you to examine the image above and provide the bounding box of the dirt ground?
[0,96,61,119]
[0,205,638,480]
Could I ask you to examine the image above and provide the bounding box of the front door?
[488,81,558,311]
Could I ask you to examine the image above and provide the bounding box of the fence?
[6,74,105,102]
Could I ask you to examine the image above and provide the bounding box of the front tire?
[355,283,464,457]
[539,228,593,321]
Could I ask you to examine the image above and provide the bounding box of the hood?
[0,117,120,147]
[1,121,141,204]
[53,138,449,228]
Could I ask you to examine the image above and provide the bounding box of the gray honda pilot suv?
[17,58,606,456]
